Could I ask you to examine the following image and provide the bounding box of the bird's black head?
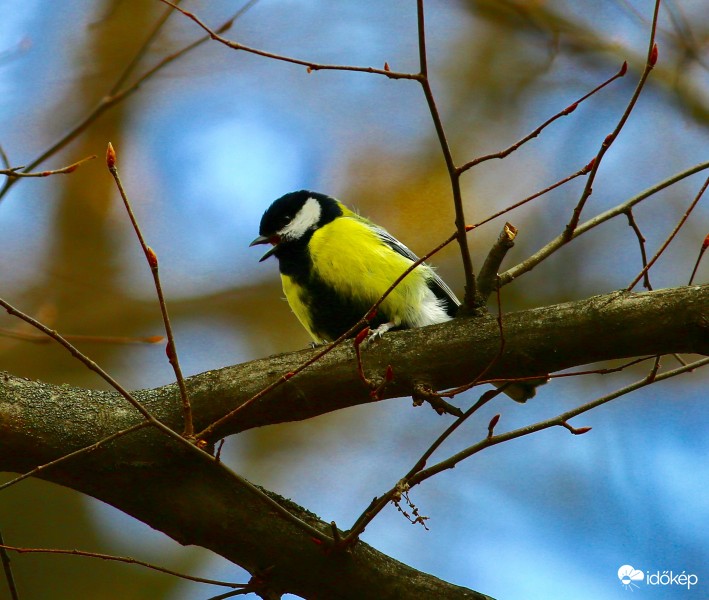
[250,191,342,261]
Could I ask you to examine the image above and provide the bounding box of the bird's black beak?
[250,235,278,262]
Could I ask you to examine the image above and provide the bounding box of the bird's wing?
[371,224,461,309]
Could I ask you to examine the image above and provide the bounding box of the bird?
[251,190,537,402]
[250,190,458,341]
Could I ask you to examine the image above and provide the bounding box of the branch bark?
[1,284,706,598]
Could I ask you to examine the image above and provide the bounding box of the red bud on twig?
[563,102,578,115]
[702,234,709,250]
[146,246,158,268]
[384,62,390,72]
[561,420,592,435]
[574,427,592,435]
[365,308,377,322]
[583,157,596,173]
[354,327,370,347]
[283,371,295,381]
[649,43,658,67]
[487,413,501,439]
[618,61,628,77]
[106,142,116,169]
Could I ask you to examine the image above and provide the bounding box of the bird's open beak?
[250,235,279,262]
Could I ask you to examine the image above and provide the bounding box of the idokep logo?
[617,564,700,591]
[618,565,644,591]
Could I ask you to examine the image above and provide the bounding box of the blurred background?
[0,0,707,598]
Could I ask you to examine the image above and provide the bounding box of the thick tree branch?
[0,284,706,599]
[2,285,706,445]
[197,284,706,438]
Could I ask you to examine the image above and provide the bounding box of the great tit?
[251,190,537,402]
[251,190,458,344]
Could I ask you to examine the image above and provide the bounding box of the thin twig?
[0,155,96,178]
[415,0,477,308]
[499,161,709,286]
[108,0,185,96]
[0,144,10,170]
[624,209,652,290]
[460,355,657,391]
[157,0,416,80]
[563,0,662,239]
[627,174,709,291]
[0,423,149,493]
[206,589,253,600]
[458,62,628,173]
[0,327,162,345]
[106,143,193,437]
[0,532,19,600]
[0,544,246,589]
[688,234,708,285]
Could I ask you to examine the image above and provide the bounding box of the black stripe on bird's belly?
[301,275,394,341]
[274,237,394,340]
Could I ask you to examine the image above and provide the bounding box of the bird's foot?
[365,322,396,346]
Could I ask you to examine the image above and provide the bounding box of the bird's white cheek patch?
[280,196,322,240]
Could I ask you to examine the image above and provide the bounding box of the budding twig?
[106,143,193,438]
[563,0,662,240]
[157,0,416,80]
[499,161,709,286]
[457,61,628,174]
[627,174,709,291]
[688,234,708,286]
[414,0,477,308]
[624,209,652,290]
[0,154,96,178]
